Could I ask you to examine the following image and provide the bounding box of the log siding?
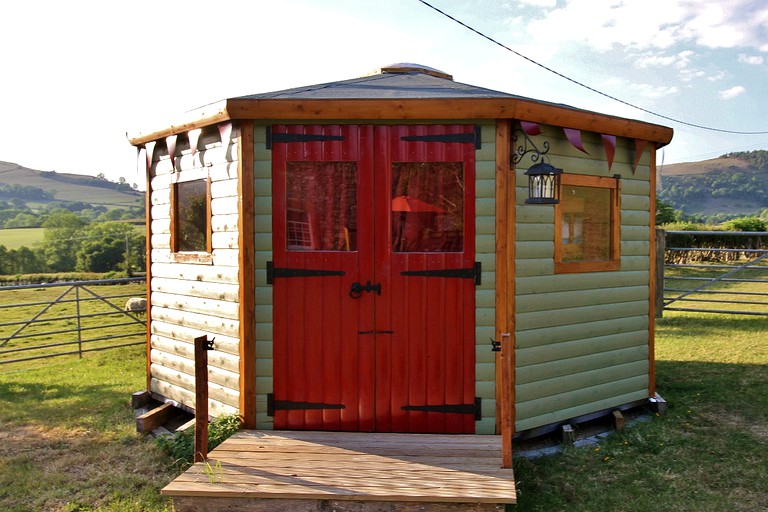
[513,124,653,432]
[147,126,242,417]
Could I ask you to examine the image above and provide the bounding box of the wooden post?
[500,332,513,469]
[194,334,213,463]
[655,228,666,318]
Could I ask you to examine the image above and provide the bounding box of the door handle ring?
[349,280,381,299]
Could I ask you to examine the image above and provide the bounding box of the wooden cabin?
[128,63,673,441]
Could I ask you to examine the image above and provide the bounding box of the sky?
[2,0,767,186]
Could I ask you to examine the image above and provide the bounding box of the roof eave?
[127,100,230,146]
[128,97,673,147]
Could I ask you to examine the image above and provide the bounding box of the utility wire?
[417,0,768,135]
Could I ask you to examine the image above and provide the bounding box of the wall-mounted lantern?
[512,126,563,204]
[524,161,563,204]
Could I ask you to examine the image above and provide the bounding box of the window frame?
[170,175,213,264]
[554,174,621,274]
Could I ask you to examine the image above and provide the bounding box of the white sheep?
[125,297,147,314]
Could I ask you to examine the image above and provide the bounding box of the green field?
[0,223,144,252]
[0,227,43,249]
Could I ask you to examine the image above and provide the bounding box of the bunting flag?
[218,122,233,156]
[520,121,542,136]
[564,128,589,154]
[188,128,202,161]
[601,134,617,170]
[145,140,157,174]
[136,147,147,184]
[166,134,178,172]
[632,139,648,174]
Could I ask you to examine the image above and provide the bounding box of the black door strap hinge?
[400,126,482,149]
[400,262,481,285]
[402,397,482,421]
[266,261,345,284]
[266,126,345,149]
[267,394,346,416]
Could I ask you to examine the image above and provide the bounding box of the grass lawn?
[514,311,768,511]
[0,311,765,511]
[0,346,176,512]
[0,227,43,249]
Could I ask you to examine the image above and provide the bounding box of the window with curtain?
[286,162,358,251]
[555,174,620,273]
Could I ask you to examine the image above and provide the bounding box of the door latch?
[349,280,382,299]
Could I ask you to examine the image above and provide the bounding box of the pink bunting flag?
[218,122,233,156]
[520,121,542,136]
[601,134,617,170]
[145,140,156,174]
[564,128,589,154]
[136,147,147,183]
[633,139,648,174]
[188,128,202,161]
[166,134,177,172]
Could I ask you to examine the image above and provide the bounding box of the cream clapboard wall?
[474,122,497,434]
[253,124,274,429]
[514,123,653,432]
[252,122,499,432]
[148,126,242,418]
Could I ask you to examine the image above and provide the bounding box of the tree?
[42,210,87,272]
[75,221,145,274]
[655,200,677,225]
[4,212,40,228]
[5,246,45,274]
[723,217,767,232]
[0,245,8,274]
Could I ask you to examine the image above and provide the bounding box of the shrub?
[155,414,242,469]
[722,216,767,232]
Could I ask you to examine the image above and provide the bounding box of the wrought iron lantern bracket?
[511,127,550,168]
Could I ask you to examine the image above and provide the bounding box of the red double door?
[270,124,478,433]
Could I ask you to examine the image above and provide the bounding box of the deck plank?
[162,430,516,507]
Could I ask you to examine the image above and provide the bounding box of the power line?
[416,0,768,135]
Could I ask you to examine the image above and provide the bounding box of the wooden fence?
[0,278,146,366]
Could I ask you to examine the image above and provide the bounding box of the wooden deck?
[163,430,517,511]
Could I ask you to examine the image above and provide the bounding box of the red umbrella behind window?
[391,195,446,213]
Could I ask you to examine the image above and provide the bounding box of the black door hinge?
[400,262,481,285]
[266,126,345,149]
[402,397,482,421]
[266,261,345,284]
[267,393,346,416]
[400,126,481,149]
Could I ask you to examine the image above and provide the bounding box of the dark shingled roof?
[127,63,673,147]
[234,64,523,101]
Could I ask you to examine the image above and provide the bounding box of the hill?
[0,161,143,209]
[658,150,768,219]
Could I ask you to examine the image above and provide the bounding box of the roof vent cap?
[366,63,453,80]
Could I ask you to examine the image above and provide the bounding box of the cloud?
[526,0,681,51]
[631,83,680,99]
[738,54,765,65]
[517,0,557,6]
[707,71,727,82]
[719,85,747,99]
[525,0,768,52]
[634,50,694,69]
